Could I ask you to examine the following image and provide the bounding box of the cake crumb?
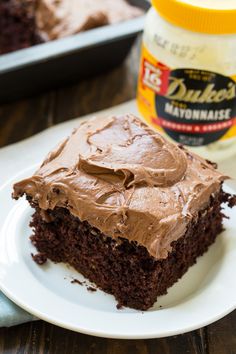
[87,286,97,292]
[31,253,47,265]
[228,195,236,208]
[116,303,123,310]
[71,278,84,286]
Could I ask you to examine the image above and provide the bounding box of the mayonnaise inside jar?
[137,0,236,161]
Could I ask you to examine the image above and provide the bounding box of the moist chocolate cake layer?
[29,188,229,310]
[0,0,41,54]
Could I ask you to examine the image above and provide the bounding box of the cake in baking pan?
[0,0,143,54]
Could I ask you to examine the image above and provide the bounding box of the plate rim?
[0,275,235,339]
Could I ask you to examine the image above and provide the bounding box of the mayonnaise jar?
[137,0,236,161]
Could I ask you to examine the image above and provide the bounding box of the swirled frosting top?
[13,115,227,259]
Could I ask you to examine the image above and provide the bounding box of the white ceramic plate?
[0,165,236,339]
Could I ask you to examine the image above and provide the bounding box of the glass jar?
[137,0,236,161]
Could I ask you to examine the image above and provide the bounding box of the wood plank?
[207,310,236,354]
[0,92,56,148]
[0,321,211,354]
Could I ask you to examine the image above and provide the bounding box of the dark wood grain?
[0,322,207,354]
[0,92,56,148]
[1,315,236,354]
[0,36,235,354]
[207,310,236,354]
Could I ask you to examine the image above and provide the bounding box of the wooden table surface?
[0,38,235,354]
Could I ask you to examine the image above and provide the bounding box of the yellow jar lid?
[151,0,236,34]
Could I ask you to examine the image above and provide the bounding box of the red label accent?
[152,117,235,134]
[142,59,170,95]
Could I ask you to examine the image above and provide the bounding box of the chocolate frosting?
[13,115,227,259]
[36,0,143,40]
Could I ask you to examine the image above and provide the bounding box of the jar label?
[137,45,236,146]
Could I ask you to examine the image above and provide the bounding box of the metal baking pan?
[0,0,150,103]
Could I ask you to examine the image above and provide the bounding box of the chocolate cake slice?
[13,115,235,310]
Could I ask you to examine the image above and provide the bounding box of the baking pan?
[0,0,150,103]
